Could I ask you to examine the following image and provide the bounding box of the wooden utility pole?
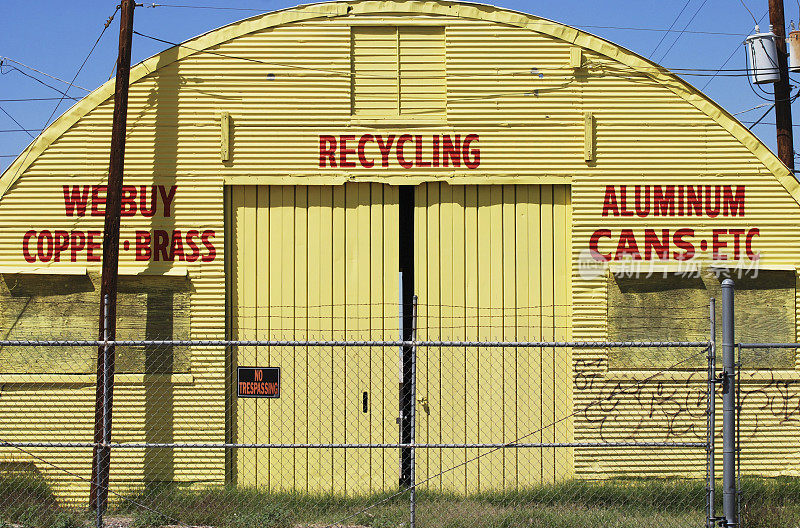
[769,0,795,171]
[90,0,135,512]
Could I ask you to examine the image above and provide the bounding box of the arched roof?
[3,0,798,203]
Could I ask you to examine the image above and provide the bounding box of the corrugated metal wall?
[414,183,571,491]
[229,184,399,493]
[0,0,797,499]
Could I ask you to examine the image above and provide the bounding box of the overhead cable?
[649,0,693,59]
[656,0,710,63]
[701,10,768,91]
[0,57,90,92]
[0,106,35,138]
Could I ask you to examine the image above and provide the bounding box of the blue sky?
[0,0,796,169]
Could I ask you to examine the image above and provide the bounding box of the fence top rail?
[0,339,712,348]
[738,342,800,349]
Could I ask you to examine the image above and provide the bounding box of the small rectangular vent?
[351,26,445,118]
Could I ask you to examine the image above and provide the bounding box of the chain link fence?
[735,342,800,527]
[0,332,716,528]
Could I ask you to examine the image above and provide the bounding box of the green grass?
[740,477,800,528]
[0,474,85,528]
[117,479,710,528]
[1,475,799,527]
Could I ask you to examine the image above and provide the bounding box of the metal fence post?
[721,279,737,528]
[96,294,110,528]
[409,295,418,528]
[707,298,716,528]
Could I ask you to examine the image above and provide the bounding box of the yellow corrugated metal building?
[0,0,799,502]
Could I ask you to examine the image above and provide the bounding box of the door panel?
[415,183,572,491]
[230,184,399,493]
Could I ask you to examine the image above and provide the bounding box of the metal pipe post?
[409,295,418,528]
[721,279,737,527]
[707,298,716,528]
[96,295,110,528]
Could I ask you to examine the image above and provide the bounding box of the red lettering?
[90,186,106,216]
[442,135,461,167]
[319,135,337,167]
[396,134,413,169]
[601,186,619,217]
[159,185,177,217]
[729,228,745,260]
[52,230,69,262]
[643,229,669,260]
[22,230,36,263]
[673,228,695,261]
[357,134,374,168]
[653,185,675,216]
[70,231,86,262]
[135,231,151,261]
[201,230,216,262]
[712,229,727,260]
[614,229,641,260]
[746,228,760,261]
[619,186,634,217]
[415,135,431,168]
[120,185,137,217]
[432,135,440,167]
[589,229,612,261]
[339,135,356,168]
[686,186,703,216]
[139,185,157,217]
[37,230,53,262]
[86,231,101,262]
[62,185,90,217]
[634,186,650,217]
[185,230,200,262]
[169,229,185,261]
[463,134,480,169]
[723,185,745,217]
[153,230,170,261]
[705,186,721,218]
[375,135,395,167]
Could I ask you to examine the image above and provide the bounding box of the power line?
[40,8,118,131]
[3,7,118,181]
[742,121,800,127]
[0,65,82,100]
[0,57,90,92]
[657,0,711,64]
[746,104,775,129]
[142,3,748,37]
[649,0,693,59]
[143,2,750,37]
[574,24,742,36]
[132,29,779,79]
[144,2,263,10]
[733,102,773,114]
[701,10,768,91]
[739,0,759,25]
[0,106,35,139]
[0,97,80,102]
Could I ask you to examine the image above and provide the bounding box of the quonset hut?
[0,0,799,501]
